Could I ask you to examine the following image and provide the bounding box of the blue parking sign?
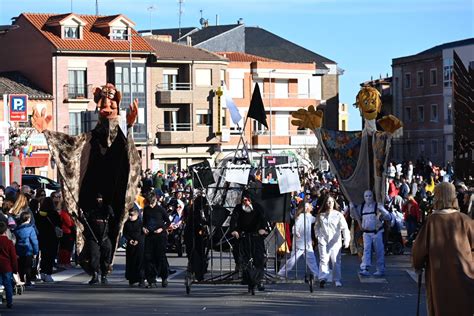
[9,94,28,122]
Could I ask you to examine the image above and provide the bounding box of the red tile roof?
[21,13,154,53]
[216,51,276,62]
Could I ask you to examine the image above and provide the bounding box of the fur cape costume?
[40,84,141,272]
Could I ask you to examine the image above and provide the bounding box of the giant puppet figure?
[291,86,402,205]
[32,83,141,274]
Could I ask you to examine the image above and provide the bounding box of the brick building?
[391,38,474,166]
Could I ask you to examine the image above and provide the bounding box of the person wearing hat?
[84,193,114,285]
[230,191,268,291]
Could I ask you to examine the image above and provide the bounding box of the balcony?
[63,84,92,102]
[156,83,193,104]
[155,123,216,145]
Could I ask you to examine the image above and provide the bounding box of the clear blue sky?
[1,0,472,130]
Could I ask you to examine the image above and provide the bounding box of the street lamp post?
[128,26,133,110]
[269,69,276,154]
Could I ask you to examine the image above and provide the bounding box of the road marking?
[52,268,84,282]
[358,275,388,283]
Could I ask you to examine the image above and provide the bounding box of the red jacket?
[0,235,18,273]
[402,200,421,222]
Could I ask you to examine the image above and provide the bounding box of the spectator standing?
[0,221,18,308]
[14,212,39,286]
[412,182,474,316]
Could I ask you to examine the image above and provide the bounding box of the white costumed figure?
[277,203,319,278]
[350,190,391,277]
[315,195,351,287]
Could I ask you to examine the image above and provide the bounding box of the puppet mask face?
[364,190,374,204]
[356,87,381,121]
[94,84,121,119]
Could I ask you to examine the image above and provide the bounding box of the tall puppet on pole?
[291,87,402,271]
[32,83,142,276]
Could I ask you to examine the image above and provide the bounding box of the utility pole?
[178,0,184,39]
[147,5,156,34]
[96,0,99,15]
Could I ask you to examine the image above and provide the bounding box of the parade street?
[6,250,427,316]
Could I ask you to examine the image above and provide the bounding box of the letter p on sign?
[9,94,28,122]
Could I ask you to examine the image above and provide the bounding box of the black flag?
[247,83,268,128]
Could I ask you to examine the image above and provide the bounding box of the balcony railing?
[156,123,192,132]
[64,84,92,100]
[156,83,192,91]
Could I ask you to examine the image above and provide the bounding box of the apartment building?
[144,36,228,171]
[0,13,155,170]
[338,103,349,131]
[146,22,342,130]
[217,51,318,159]
[392,38,474,166]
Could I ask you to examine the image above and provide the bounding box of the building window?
[195,69,212,86]
[68,69,87,99]
[221,109,227,127]
[69,112,82,135]
[430,68,437,85]
[64,26,80,39]
[404,107,411,122]
[417,71,424,87]
[274,79,289,98]
[113,64,147,139]
[443,59,453,87]
[253,120,267,135]
[163,74,177,90]
[404,73,411,89]
[220,69,226,85]
[447,105,452,125]
[431,139,438,156]
[229,78,244,99]
[162,106,190,131]
[110,27,128,40]
[430,104,438,122]
[196,110,211,126]
[417,105,424,122]
[447,144,453,151]
[418,139,425,155]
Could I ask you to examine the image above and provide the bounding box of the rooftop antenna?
[95,0,99,15]
[178,0,184,39]
[70,0,73,12]
[147,4,156,34]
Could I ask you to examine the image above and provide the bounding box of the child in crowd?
[14,212,39,286]
[0,221,18,308]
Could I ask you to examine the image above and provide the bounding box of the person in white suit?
[350,190,392,277]
[315,195,351,287]
[277,203,319,278]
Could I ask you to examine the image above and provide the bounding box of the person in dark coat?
[142,191,170,288]
[35,197,61,282]
[123,208,145,286]
[230,192,268,291]
[14,212,39,286]
[183,195,209,282]
[83,193,114,285]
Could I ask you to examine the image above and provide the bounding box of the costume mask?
[355,86,382,120]
[364,190,374,204]
[93,84,121,119]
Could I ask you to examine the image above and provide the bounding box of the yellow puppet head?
[355,86,382,120]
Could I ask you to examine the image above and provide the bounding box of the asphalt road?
[1,249,427,316]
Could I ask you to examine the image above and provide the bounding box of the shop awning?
[23,153,49,167]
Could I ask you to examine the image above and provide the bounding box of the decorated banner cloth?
[316,128,391,205]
